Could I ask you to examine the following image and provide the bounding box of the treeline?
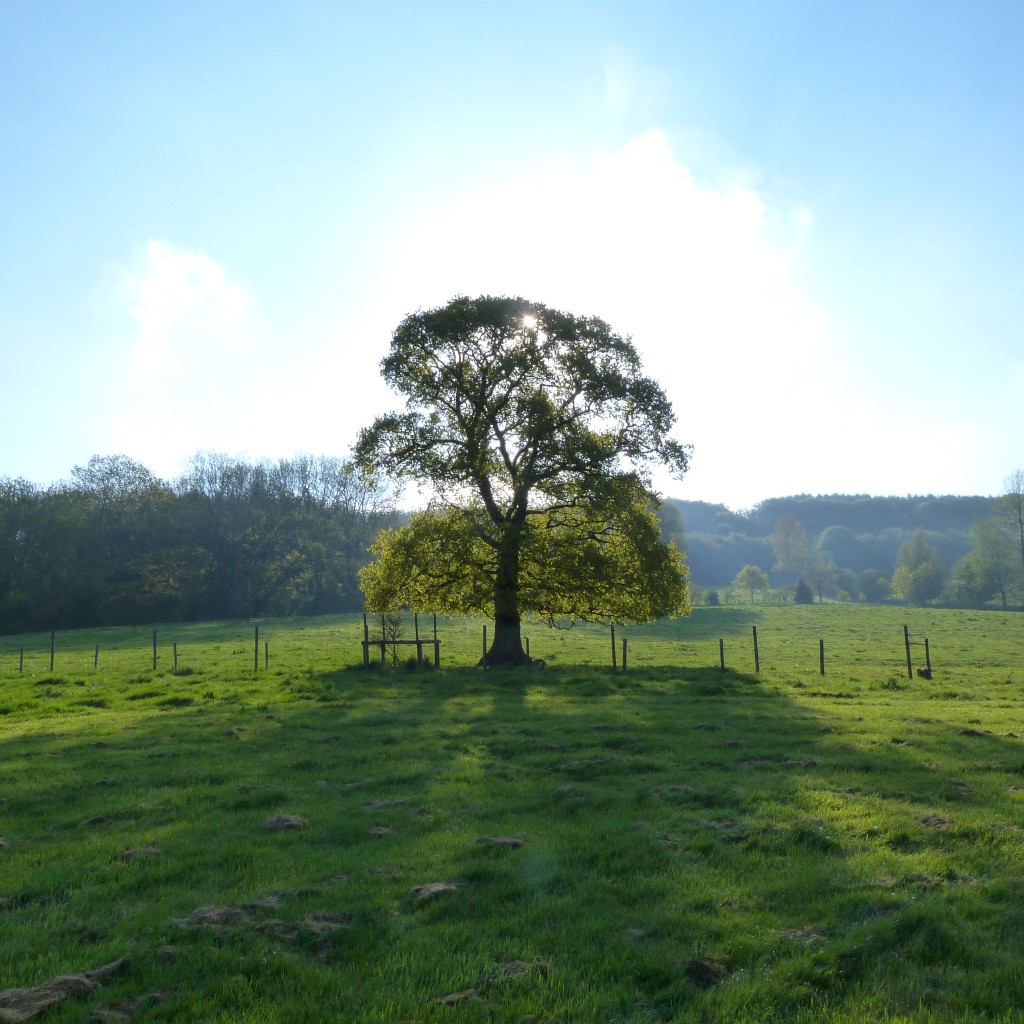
[0,453,401,634]
[664,493,994,587]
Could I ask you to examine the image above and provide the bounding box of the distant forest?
[1,456,1019,635]
[659,492,1020,605]
[0,454,400,634]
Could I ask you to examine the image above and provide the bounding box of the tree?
[804,560,838,603]
[997,469,1024,574]
[793,578,814,604]
[732,564,770,603]
[771,514,809,576]
[355,295,692,666]
[858,569,890,603]
[964,519,1018,608]
[891,529,945,606]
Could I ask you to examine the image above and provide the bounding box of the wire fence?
[1,608,1019,682]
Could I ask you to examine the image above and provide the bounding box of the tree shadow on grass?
[3,665,1024,1021]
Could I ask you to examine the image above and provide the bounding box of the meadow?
[1,606,1023,1022]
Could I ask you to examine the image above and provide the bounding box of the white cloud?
[97,241,271,478]
[121,240,252,381]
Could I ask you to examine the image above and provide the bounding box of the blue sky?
[2,0,1022,509]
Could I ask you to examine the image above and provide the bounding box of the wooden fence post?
[904,625,913,679]
[254,626,260,674]
[173,642,178,672]
[363,614,369,667]
[819,638,825,677]
[622,637,628,671]
[94,644,99,669]
[752,626,760,674]
[719,638,725,672]
[611,624,617,669]
[924,638,931,673]
[19,646,24,673]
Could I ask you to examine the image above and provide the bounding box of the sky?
[1,0,1022,510]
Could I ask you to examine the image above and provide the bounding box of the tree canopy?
[355,295,692,665]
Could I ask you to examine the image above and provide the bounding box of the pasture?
[1,606,1024,1022]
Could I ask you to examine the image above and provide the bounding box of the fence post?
[719,638,725,672]
[254,626,260,674]
[903,625,913,679]
[173,642,178,672]
[924,638,931,673]
[819,638,825,677]
[363,614,369,667]
[94,644,99,669]
[525,636,530,658]
[611,624,617,669]
[622,637,628,672]
[752,626,760,674]
[153,630,158,671]
[434,614,440,668]
[265,641,269,669]
[19,646,24,673]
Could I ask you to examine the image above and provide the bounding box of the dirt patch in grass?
[699,818,750,842]
[684,955,729,988]
[475,835,526,848]
[264,815,308,830]
[91,990,164,1022]
[921,813,950,828]
[119,842,159,862]
[436,958,550,1005]
[0,958,127,1022]
[175,906,250,928]
[408,881,460,901]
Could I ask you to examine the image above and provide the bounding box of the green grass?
[1,607,1023,1021]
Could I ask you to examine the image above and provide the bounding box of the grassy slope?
[1,608,1023,1022]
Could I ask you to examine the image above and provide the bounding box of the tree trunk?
[481,521,532,667]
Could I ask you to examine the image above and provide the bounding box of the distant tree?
[732,564,770,603]
[997,470,1024,573]
[836,567,860,601]
[967,519,1018,608]
[657,499,687,556]
[355,295,692,665]
[771,514,809,576]
[858,569,890,603]
[891,529,946,606]
[804,561,839,603]
[947,551,995,608]
[793,578,814,604]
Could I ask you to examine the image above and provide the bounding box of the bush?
[794,578,814,605]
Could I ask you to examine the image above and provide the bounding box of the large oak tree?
[355,295,692,666]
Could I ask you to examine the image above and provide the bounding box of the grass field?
[2,607,1024,1021]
